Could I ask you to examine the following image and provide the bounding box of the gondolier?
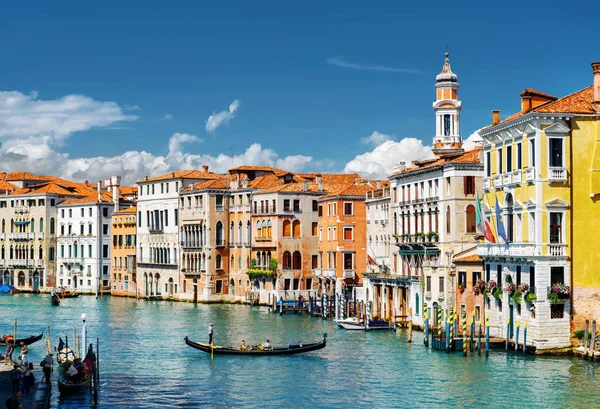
[208,323,214,345]
[184,334,327,356]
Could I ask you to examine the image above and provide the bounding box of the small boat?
[338,319,394,331]
[335,317,359,328]
[0,285,19,294]
[51,293,61,306]
[58,289,79,298]
[57,339,95,395]
[0,332,44,347]
[184,333,327,356]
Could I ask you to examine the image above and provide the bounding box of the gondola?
[58,289,79,298]
[184,333,327,356]
[0,332,44,347]
[51,293,61,306]
[57,339,94,395]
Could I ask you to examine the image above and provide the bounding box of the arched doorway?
[3,271,10,286]
[17,271,25,287]
[168,277,174,296]
[230,278,235,296]
[32,271,40,291]
[72,275,78,289]
[155,274,160,296]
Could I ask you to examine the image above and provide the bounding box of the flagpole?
[482,189,499,241]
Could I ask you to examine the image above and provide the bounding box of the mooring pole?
[485,313,490,357]
[523,321,527,354]
[463,309,467,356]
[515,320,520,352]
[505,317,510,351]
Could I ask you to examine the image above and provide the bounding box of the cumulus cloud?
[164,113,173,120]
[344,137,434,179]
[360,131,394,146]
[463,129,483,150]
[168,133,200,156]
[326,56,422,74]
[0,91,137,142]
[205,99,240,132]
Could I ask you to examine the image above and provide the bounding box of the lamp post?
[81,313,87,358]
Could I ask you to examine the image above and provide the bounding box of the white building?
[56,177,129,293]
[136,168,221,299]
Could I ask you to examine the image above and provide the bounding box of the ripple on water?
[2,295,600,408]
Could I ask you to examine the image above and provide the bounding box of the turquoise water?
[1,294,599,408]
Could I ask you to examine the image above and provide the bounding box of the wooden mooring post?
[485,313,490,356]
[584,320,589,358]
[505,317,510,351]
[515,321,520,352]
[591,320,597,360]
[523,321,527,354]
[424,303,429,347]
[407,308,413,343]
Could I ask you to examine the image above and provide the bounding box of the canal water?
[1,294,599,408]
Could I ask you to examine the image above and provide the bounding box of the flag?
[495,196,509,244]
[367,254,378,266]
[475,192,495,243]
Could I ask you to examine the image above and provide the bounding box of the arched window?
[292,251,301,270]
[30,218,35,233]
[246,221,251,245]
[466,205,476,233]
[1,219,4,233]
[292,220,301,237]
[30,245,34,259]
[267,220,272,239]
[415,293,420,315]
[393,212,397,235]
[216,221,223,245]
[9,246,13,259]
[282,251,291,269]
[282,220,291,237]
[261,219,267,239]
[257,221,263,239]
[434,208,439,232]
[10,219,14,233]
[238,221,242,244]
[446,206,451,234]
[38,246,43,260]
[216,254,222,269]
[1,246,4,259]
[39,218,44,233]
[230,222,234,244]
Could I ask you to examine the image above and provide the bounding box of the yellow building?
[110,206,137,297]
[478,62,600,352]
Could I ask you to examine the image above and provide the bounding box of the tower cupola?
[433,52,463,155]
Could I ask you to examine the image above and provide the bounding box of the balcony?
[526,167,535,182]
[9,232,34,240]
[148,227,164,234]
[547,244,567,257]
[15,206,29,213]
[38,232,44,240]
[478,243,537,258]
[313,268,322,277]
[425,196,439,203]
[502,173,512,185]
[9,259,28,267]
[511,170,522,185]
[425,290,431,299]
[194,205,204,213]
[323,269,336,278]
[365,188,390,201]
[181,241,203,250]
[548,167,567,184]
[493,174,502,187]
[483,178,491,190]
[181,268,202,278]
[215,205,224,212]
[245,205,251,212]
[343,269,355,279]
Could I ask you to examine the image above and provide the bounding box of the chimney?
[492,110,500,126]
[394,161,406,174]
[104,178,111,192]
[316,175,323,192]
[202,164,209,172]
[593,62,600,113]
[111,175,121,208]
[376,180,381,189]
[97,181,102,202]
[521,96,533,113]
[302,181,308,192]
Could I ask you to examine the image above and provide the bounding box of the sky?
[0,0,599,185]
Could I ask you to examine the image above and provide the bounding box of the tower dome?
[436,52,458,83]
[432,52,463,155]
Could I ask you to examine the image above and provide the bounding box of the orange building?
[453,248,484,332]
[110,206,137,297]
[317,183,379,298]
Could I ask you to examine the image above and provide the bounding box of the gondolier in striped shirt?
[208,323,214,345]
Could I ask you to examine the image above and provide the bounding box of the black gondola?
[184,333,327,355]
[0,332,43,347]
[51,294,61,306]
[57,342,95,395]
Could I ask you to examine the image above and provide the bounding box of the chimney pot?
[302,181,309,192]
[492,110,500,126]
[592,62,600,113]
[521,96,533,113]
[202,165,209,172]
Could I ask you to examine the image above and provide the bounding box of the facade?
[453,248,484,331]
[364,53,483,327]
[478,62,600,351]
[136,168,221,300]
[365,185,392,275]
[111,206,137,297]
[56,177,130,294]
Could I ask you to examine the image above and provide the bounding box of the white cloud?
[168,133,200,156]
[360,131,394,146]
[164,113,173,120]
[463,129,483,150]
[326,56,422,74]
[205,99,240,132]
[344,137,434,179]
[0,91,137,142]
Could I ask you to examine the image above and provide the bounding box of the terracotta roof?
[453,254,482,263]
[519,88,557,100]
[486,85,596,130]
[181,178,230,192]
[137,170,221,183]
[119,186,138,195]
[10,182,80,196]
[229,165,287,173]
[5,172,43,181]
[391,147,481,176]
[248,174,285,189]
[0,180,17,192]
[113,206,137,215]
[60,191,116,205]
[320,183,377,198]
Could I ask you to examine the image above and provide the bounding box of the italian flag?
[476,192,496,243]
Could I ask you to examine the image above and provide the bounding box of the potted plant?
[393,234,400,243]
[473,279,486,296]
[486,280,498,298]
[524,292,537,303]
[427,231,439,242]
[548,283,570,303]
[504,283,517,297]
[416,232,426,243]
[458,283,466,294]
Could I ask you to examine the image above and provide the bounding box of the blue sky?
[0,0,598,183]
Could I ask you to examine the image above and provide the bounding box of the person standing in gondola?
[40,353,53,384]
[4,339,14,366]
[208,323,214,345]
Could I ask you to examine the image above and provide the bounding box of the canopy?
[0,285,18,293]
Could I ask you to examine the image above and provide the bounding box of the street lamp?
[81,313,87,358]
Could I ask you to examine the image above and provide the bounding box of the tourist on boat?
[239,340,248,351]
[208,323,214,345]
[4,338,14,365]
[263,339,272,351]
[40,353,53,384]
[66,362,79,381]
[19,343,28,365]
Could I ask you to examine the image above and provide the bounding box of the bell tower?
[433,52,463,155]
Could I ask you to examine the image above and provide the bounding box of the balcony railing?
[9,232,35,240]
[343,269,355,279]
[512,170,522,185]
[148,227,164,234]
[313,268,322,277]
[478,243,537,258]
[526,167,535,182]
[483,177,491,190]
[215,205,224,212]
[15,206,29,213]
[194,205,204,213]
[502,173,512,185]
[493,174,502,187]
[548,167,567,183]
[323,269,336,278]
[547,244,567,257]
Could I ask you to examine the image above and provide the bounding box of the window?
[174,209,178,226]
[549,212,562,243]
[486,264,490,282]
[458,271,466,288]
[282,220,291,237]
[311,222,318,236]
[343,227,353,241]
[344,202,353,216]
[486,152,491,177]
[88,245,92,258]
[464,176,475,195]
[216,254,222,269]
[497,264,502,288]
[551,266,564,285]
[102,245,108,258]
[88,224,92,235]
[50,218,55,234]
[498,148,503,174]
[516,265,521,286]
[343,253,353,270]
[312,200,318,212]
[292,220,301,237]
[550,138,563,167]
[439,276,444,293]
[103,224,109,235]
[293,200,300,212]
[61,245,65,258]
[103,208,108,217]
[466,205,476,233]
[333,203,337,216]
[507,145,513,172]
[311,255,318,269]
[426,276,431,291]
[472,271,481,286]
[81,208,84,217]
[530,139,535,168]
[80,224,84,235]
[517,143,522,170]
[530,266,535,290]
[318,205,323,217]
[216,222,223,245]
[443,114,450,136]
[446,206,451,234]
[551,304,564,319]
[283,200,291,212]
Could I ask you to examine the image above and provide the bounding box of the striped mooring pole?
[505,317,510,351]
[438,308,443,340]
[463,309,467,356]
[515,320,520,352]
[523,321,528,354]
[470,310,475,352]
[424,303,429,347]
[447,308,453,353]
[485,313,490,356]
